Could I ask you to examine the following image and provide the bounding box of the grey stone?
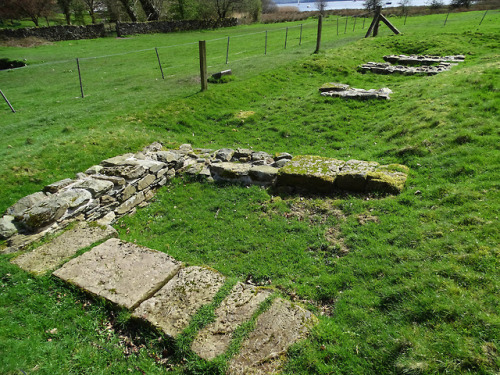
[234,148,253,158]
[142,141,163,153]
[115,191,145,215]
[158,177,167,186]
[0,215,18,239]
[91,175,126,186]
[133,266,225,338]
[11,222,117,275]
[335,160,379,192]
[120,185,136,201]
[192,283,272,360]
[216,148,235,162]
[211,162,251,182]
[275,152,293,161]
[137,174,156,191]
[179,144,193,153]
[57,189,92,209]
[101,165,147,180]
[156,167,169,179]
[73,179,113,198]
[228,298,317,375]
[319,82,350,92]
[17,195,69,230]
[75,172,87,180]
[251,151,271,161]
[53,239,182,310]
[249,165,279,184]
[100,195,117,206]
[85,165,103,175]
[43,178,74,193]
[156,151,181,164]
[135,160,166,174]
[6,192,47,217]
[185,163,204,176]
[273,159,290,168]
[276,155,345,193]
[100,153,135,167]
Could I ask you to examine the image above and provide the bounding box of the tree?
[12,0,56,26]
[57,0,72,24]
[398,0,411,14]
[118,0,137,21]
[137,0,160,20]
[81,0,99,23]
[450,0,471,7]
[316,0,326,15]
[364,0,381,11]
[262,0,277,14]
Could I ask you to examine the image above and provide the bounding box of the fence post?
[314,15,323,54]
[226,36,230,64]
[265,30,268,55]
[76,58,84,98]
[404,12,408,25]
[479,10,488,25]
[353,16,357,31]
[155,47,164,79]
[363,16,366,29]
[285,27,288,49]
[444,12,450,26]
[299,24,303,45]
[0,89,15,113]
[344,16,348,34]
[199,41,207,92]
[337,17,339,36]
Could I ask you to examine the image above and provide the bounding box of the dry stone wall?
[360,54,464,76]
[0,24,106,42]
[116,18,237,36]
[0,142,409,250]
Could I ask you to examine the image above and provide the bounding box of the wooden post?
[363,16,366,29]
[0,89,15,113]
[336,17,339,36]
[299,24,303,45]
[285,27,288,49]
[379,14,401,34]
[314,15,322,54]
[353,16,357,31]
[76,58,84,98]
[479,10,488,25]
[444,12,450,26]
[199,41,207,92]
[155,47,164,79]
[344,16,348,33]
[404,13,408,25]
[226,36,230,64]
[373,7,381,36]
[265,30,268,55]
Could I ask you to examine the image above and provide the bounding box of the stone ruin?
[0,142,408,252]
[360,54,465,76]
[319,82,392,100]
[0,142,409,373]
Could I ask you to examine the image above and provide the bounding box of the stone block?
[43,178,74,193]
[101,153,135,167]
[91,175,126,186]
[0,215,17,239]
[6,192,47,217]
[137,174,156,191]
[133,266,225,338]
[192,283,272,360]
[17,195,69,231]
[211,162,251,182]
[319,82,350,92]
[73,179,113,198]
[335,160,379,192]
[53,239,182,310]
[366,164,408,194]
[115,191,145,215]
[276,155,345,193]
[11,222,117,275]
[216,148,235,162]
[228,298,317,375]
[120,185,136,201]
[249,165,279,184]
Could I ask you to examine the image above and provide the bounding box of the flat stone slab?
[53,238,182,310]
[133,266,225,338]
[359,61,457,76]
[11,222,117,275]
[277,155,408,194]
[228,298,317,375]
[383,54,465,65]
[191,283,273,360]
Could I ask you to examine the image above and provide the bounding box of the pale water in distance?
[277,0,451,11]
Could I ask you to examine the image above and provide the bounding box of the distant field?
[1,10,499,374]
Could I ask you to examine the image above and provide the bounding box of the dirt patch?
[285,197,345,225]
[0,36,53,47]
[357,213,380,225]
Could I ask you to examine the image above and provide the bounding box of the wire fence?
[0,9,498,114]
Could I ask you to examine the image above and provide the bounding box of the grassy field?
[1,10,499,374]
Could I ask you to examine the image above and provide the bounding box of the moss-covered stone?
[366,164,408,194]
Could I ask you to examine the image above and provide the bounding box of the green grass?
[1,10,500,374]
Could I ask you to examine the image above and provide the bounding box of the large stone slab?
[53,239,182,310]
[11,222,117,275]
[191,283,272,360]
[228,298,317,375]
[133,266,225,338]
[276,155,345,193]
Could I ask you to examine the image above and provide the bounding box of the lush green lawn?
[1,10,499,374]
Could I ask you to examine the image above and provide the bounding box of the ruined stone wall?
[0,24,106,42]
[116,18,237,36]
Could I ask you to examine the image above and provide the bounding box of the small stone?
[0,215,18,239]
[85,165,103,175]
[251,151,271,161]
[91,175,126,186]
[6,192,47,217]
[137,174,156,191]
[43,178,74,193]
[73,178,113,198]
[97,211,116,226]
[249,165,279,184]
[216,148,235,162]
[415,190,422,195]
[100,153,135,167]
[120,185,136,201]
[115,191,145,215]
